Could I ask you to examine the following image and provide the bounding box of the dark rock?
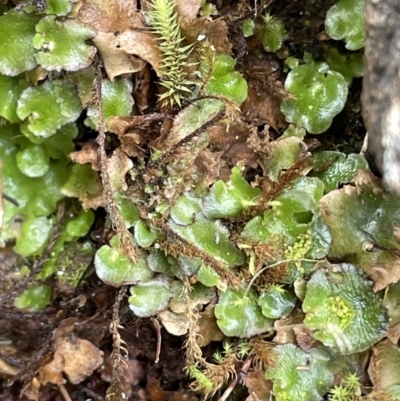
[362,0,400,192]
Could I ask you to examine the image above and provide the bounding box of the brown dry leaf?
[77,0,138,33]
[53,317,78,340]
[273,319,295,345]
[108,114,166,157]
[115,29,162,76]
[176,0,201,26]
[293,325,321,352]
[77,2,154,80]
[71,189,105,210]
[108,114,166,136]
[158,310,189,336]
[242,83,286,131]
[134,64,152,113]
[245,370,272,401]
[387,322,400,344]
[108,148,133,192]
[21,380,40,401]
[70,141,100,171]
[38,352,65,386]
[38,318,77,385]
[184,19,232,54]
[82,192,106,210]
[0,357,20,376]
[157,102,223,154]
[93,31,146,80]
[119,132,146,158]
[204,19,232,53]
[69,294,88,309]
[195,148,223,188]
[55,334,103,384]
[208,120,259,169]
[77,0,232,88]
[246,126,270,156]
[38,319,104,387]
[108,115,140,136]
[196,304,224,347]
[368,339,400,392]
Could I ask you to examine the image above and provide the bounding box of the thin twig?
[151,317,161,363]
[94,58,137,263]
[2,193,19,207]
[106,286,128,401]
[10,331,54,386]
[217,358,252,401]
[78,385,104,401]
[110,286,128,378]
[243,258,320,299]
[162,224,241,287]
[58,383,73,401]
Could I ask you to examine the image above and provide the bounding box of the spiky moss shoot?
[185,364,214,393]
[329,373,361,401]
[262,12,288,53]
[329,385,351,401]
[269,283,287,294]
[147,0,196,109]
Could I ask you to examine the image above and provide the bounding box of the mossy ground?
[1,0,394,401]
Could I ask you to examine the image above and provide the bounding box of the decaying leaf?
[155,99,224,154]
[175,0,202,27]
[93,31,146,81]
[114,29,163,76]
[107,148,133,192]
[369,339,400,392]
[77,0,139,33]
[0,343,20,376]
[196,304,224,346]
[61,164,104,206]
[183,18,233,54]
[320,170,400,291]
[38,322,104,387]
[69,141,100,171]
[158,310,189,336]
[245,370,272,401]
